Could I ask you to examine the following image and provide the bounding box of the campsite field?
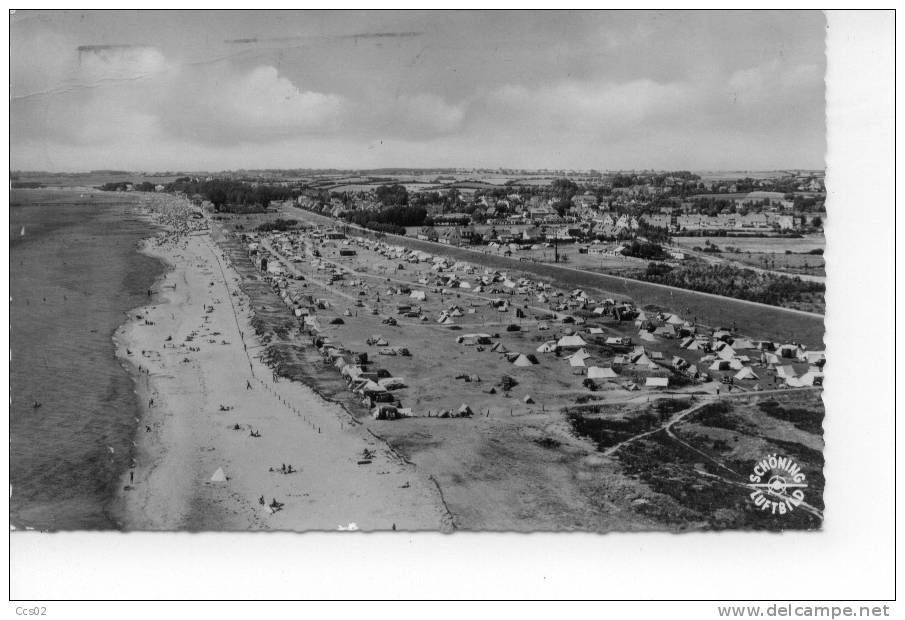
[290,209,826,348]
[209,210,826,531]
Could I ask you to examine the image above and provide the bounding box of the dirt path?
[603,394,825,520]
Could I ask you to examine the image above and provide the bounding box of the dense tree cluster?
[256,218,299,232]
[633,263,825,309]
[375,184,409,206]
[339,204,428,234]
[621,241,667,260]
[100,181,158,192]
[165,178,298,211]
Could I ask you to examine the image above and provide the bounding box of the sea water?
[9,189,165,530]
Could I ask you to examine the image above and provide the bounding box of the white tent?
[410,290,427,301]
[557,335,587,348]
[802,350,826,364]
[797,371,825,386]
[687,339,708,351]
[587,366,618,379]
[588,327,604,334]
[776,365,798,380]
[210,467,227,483]
[732,338,756,350]
[717,345,737,360]
[567,348,591,362]
[569,356,586,368]
[536,341,558,353]
[513,354,535,367]
[734,367,760,381]
[667,314,684,325]
[645,377,669,388]
[708,360,731,371]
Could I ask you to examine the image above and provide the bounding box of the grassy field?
[728,251,825,277]
[573,392,824,530]
[673,235,826,254]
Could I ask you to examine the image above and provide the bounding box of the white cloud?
[170,65,347,141]
[391,93,466,135]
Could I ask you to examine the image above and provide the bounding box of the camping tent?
[667,314,684,325]
[210,467,227,482]
[734,367,760,381]
[536,341,558,353]
[645,377,669,388]
[708,360,731,371]
[513,354,536,367]
[776,365,798,380]
[371,405,400,420]
[797,371,825,386]
[567,348,591,362]
[587,366,618,379]
[687,339,708,351]
[717,345,737,359]
[556,335,587,348]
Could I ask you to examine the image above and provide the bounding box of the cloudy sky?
[10,10,826,172]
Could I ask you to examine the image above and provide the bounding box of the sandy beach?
[111,213,450,531]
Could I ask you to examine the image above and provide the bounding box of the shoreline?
[108,231,175,529]
[111,210,449,531]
